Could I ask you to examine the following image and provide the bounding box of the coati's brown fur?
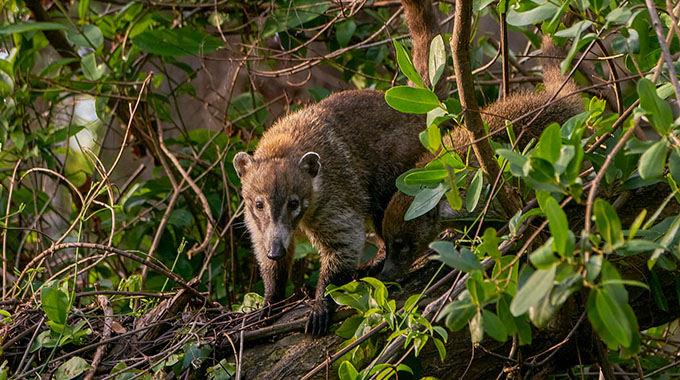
[380,35,584,280]
[233,0,443,335]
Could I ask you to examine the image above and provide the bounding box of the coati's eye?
[255,200,264,210]
[288,199,299,209]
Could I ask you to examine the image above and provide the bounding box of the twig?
[84,296,114,380]
[2,159,21,299]
[499,8,510,99]
[450,0,521,216]
[645,0,680,101]
[17,316,44,374]
[156,117,216,258]
[583,100,639,245]
[14,243,208,303]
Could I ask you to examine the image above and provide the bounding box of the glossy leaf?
[132,28,223,57]
[385,86,440,114]
[394,39,424,88]
[543,197,568,256]
[466,169,484,213]
[638,140,668,180]
[535,123,561,164]
[510,265,556,316]
[0,22,67,35]
[430,242,484,272]
[482,310,508,342]
[405,183,447,220]
[637,79,672,135]
[595,288,632,347]
[428,34,446,87]
[594,198,623,249]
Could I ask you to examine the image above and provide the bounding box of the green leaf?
[132,28,223,57]
[405,183,447,220]
[550,273,583,308]
[627,209,647,241]
[335,316,363,339]
[10,129,25,151]
[535,123,561,164]
[497,149,529,176]
[183,343,211,370]
[0,22,67,35]
[528,292,555,327]
[587,290,619,348]
[54,357,92,380]
[433,338,447,362]
[445,187,463,211]
[529,238,557,269]
[543,197,568,256]
[393,39,424,88]
[595,288,632,347]
[441,300,476,331]
[335,20,356,47]
[510,265,556,316]
[261,0,331,39]
[649,215,680,269]
[385,86,440,114]
[669,148,680,183]
[648,271,668,312]
[482,310,508,342]
[428,35,446,87]
[497,295,517,335]
[419,122,442,153]
[594,198,623,250]
[338,361,359,380]
[78,0,90,20]
[469,310,483,343]
[430,242,483,272]
[41,285,69,325]
[81,53,105,81]
[66,25,103,49]
[466,169,484,213]
[507,3,560,26]
[466,275,485,305]
[480,228,501,262]
[637,79,672,135]
[639,140,668,180]
[404,169,447,185]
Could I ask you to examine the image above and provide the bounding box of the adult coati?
[379,35,585,280]
[233,0,444,335]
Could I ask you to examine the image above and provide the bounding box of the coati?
[233,0,444,335]
[379,35,584,281]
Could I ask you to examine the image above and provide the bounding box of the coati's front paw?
[305,301,333,336]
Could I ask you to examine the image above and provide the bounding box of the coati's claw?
[305,304,331,336]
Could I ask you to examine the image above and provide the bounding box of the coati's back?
[380,35,585,280]
[256,90,426,226]
[482,36,582,144]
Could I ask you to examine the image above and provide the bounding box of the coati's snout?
[268,240,287,260]
[381,191,441,280]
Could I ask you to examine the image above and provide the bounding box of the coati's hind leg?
[305,214,365,335]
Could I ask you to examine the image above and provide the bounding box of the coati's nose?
[267,241,287,260]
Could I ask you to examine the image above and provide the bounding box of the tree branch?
[450,0,521,216]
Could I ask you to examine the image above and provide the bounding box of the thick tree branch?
[450,0,521,216]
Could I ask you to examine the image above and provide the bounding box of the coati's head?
[233,151,321,262]
[380,190,442,280]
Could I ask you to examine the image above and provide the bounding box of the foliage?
[0,0,679,378]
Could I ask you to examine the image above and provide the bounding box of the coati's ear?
[298,152,321,178]
[233,152,254,178]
